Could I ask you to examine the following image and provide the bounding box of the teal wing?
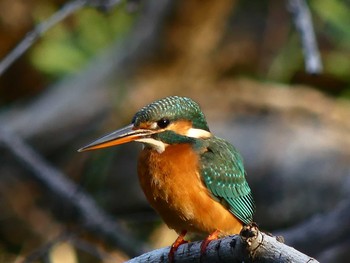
[199,137,255,224]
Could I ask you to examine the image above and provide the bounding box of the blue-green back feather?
[199,137,255,224]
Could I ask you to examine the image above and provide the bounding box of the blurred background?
[0,0,350,262]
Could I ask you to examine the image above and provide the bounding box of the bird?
[79,96,255,261]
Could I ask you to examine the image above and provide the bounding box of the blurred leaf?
[76,8,135,55]
[311,0,350,42]
[325,51,350,79]
[267,33,303,82]
[31,39,88,75]
[30,4,136,77]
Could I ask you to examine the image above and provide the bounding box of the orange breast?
[137,144,242,235]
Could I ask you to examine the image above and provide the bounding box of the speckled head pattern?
[132,96,210,131]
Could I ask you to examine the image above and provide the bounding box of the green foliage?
[312,0,350,42]
[30,4,136,77]
[311,0,350,81]
[267,34,304,82]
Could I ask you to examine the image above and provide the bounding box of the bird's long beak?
[78,124,155,152]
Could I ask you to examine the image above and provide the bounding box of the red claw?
[200,229,221,255]
[168,230,188,262]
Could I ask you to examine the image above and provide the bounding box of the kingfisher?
[79,96,255,260]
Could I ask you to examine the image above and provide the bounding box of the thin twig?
[87,0,123,11]
[69,236,110,260]
[287,0,323,74]
[22,232,109,263]
[0,127,149,257]
[22,234,68,263]
[0,0,129,77]
[0,0,90,77]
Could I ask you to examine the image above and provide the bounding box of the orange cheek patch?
[167,120,192,136]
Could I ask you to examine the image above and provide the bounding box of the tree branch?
[126,225,318,263]
[0,127,149,257]
[287,0,323,74]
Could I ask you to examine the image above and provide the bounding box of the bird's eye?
[157,118,170,129]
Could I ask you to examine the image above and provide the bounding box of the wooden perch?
[126,224,318,263]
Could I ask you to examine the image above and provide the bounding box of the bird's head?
[78,96,212,153]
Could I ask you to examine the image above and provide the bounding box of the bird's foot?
[169,230,188,262]
[200,229,221,255]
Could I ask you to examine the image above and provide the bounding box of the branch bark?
[126,225,318,263]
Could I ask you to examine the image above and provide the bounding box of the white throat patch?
[136,138,167,153]
[185,128,212,139]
